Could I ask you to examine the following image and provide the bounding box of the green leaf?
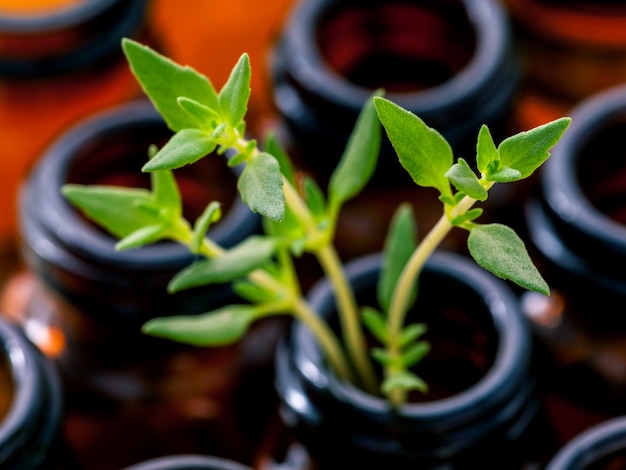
[303,176,326,221]
[122,38,220,131]
[371,348,392,366]
[399,323,428,348]
[328,92,381,212]
[142,305,256,346]
[152,168,181,216]
[476,124,499,175]
[450,208,483,226]
[168,236,276,292]
[362,307,388,344]
[232,280,276,303]
[487,166,522,183]
[237,152,285,221]
[379,203,417,312]
[468,223,550,295]
[382,370,428,395]
[401,342,430,367]
[218,53,251,128]
[191,202,221,253]
[445,158,488,201]
[143,129,216,172]
[373,97,453,198]
[497,117,571,179]
[62,184,155,239]
[116,224,166,250]
[264,133,296,185]
[177,97,220,129]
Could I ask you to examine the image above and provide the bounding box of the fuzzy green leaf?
[468,223,549,295]
[143,129,216,172]
[177,97,220,129]
[445,158,488,201]
[122,38,220,131]
[62,185,155,239]
[362,307,388,344]
[152,168,181,216]
[487,166,522,183]
[476,125,499,175]
[232,280,276,303]
[371,348,392,366]
[382,371,428,395]
[374,97,453,198]
[379,203,417,312]
[218,53,251,128]
[168,236,276,292]
[303,176,326,221]
[450,208,483,227]
[237,152,285,221]
[399,323,428,348]
[191,202,221,253]
[328,92,381,212]
[497,117,571,179]
[142,305,256,346]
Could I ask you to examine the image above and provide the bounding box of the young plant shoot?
[63,38,571,405]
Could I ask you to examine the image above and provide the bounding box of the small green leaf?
[487,166,522,183]
[143,129,217,172]
[476,124,499,175]
[264,133,296,186]
[445,158,488,201]
[142,305,256,346]
[382,370,428,395]
[116,224,166,250]
[399,323,428,348]
[498,117,571,179]
[362,307,388,344]
[401,342,430,367]
[371,348,393,366]
[168,236,276,292]
[122,38,220,131]
[237,152,285,221]
[218,53,251,128]
[191,202,221,253]
[152,168,181,216]
[62,184,155,238]
[177,97,220,129]
[468,223,550,295]
[232,280,276,303]
[374,97,453,198]
[303,176,326,221]
[328,92,381,212]
[450,208,483,226]
[379,203,417,312]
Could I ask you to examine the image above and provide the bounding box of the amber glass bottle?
[0,315,69,469]
[1,102,282,470]
[0,0,150,256]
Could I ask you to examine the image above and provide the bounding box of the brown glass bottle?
[0,0,150,258]
[1,102,283,470]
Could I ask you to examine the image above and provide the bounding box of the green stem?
[385,194,479,406]
[316,245,378,394]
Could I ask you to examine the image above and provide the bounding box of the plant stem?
[292,297,355,384]
[385,194,479,406]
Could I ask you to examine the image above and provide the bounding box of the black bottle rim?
[0,0,148,77]
[276,251,535,462]
[273,0,517,131]
[540,84,626,262]
[546,415,626,470]
[0,317,63,468]
[123,454,253,470]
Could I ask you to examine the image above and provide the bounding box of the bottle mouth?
[0,0,148,77]
[0,317,62,467]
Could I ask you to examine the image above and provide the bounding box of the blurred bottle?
[0,315,70,469]
[0,102,283,470]
[522,85,626,449]
[0,0,151,264]
[504,0,626,130]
